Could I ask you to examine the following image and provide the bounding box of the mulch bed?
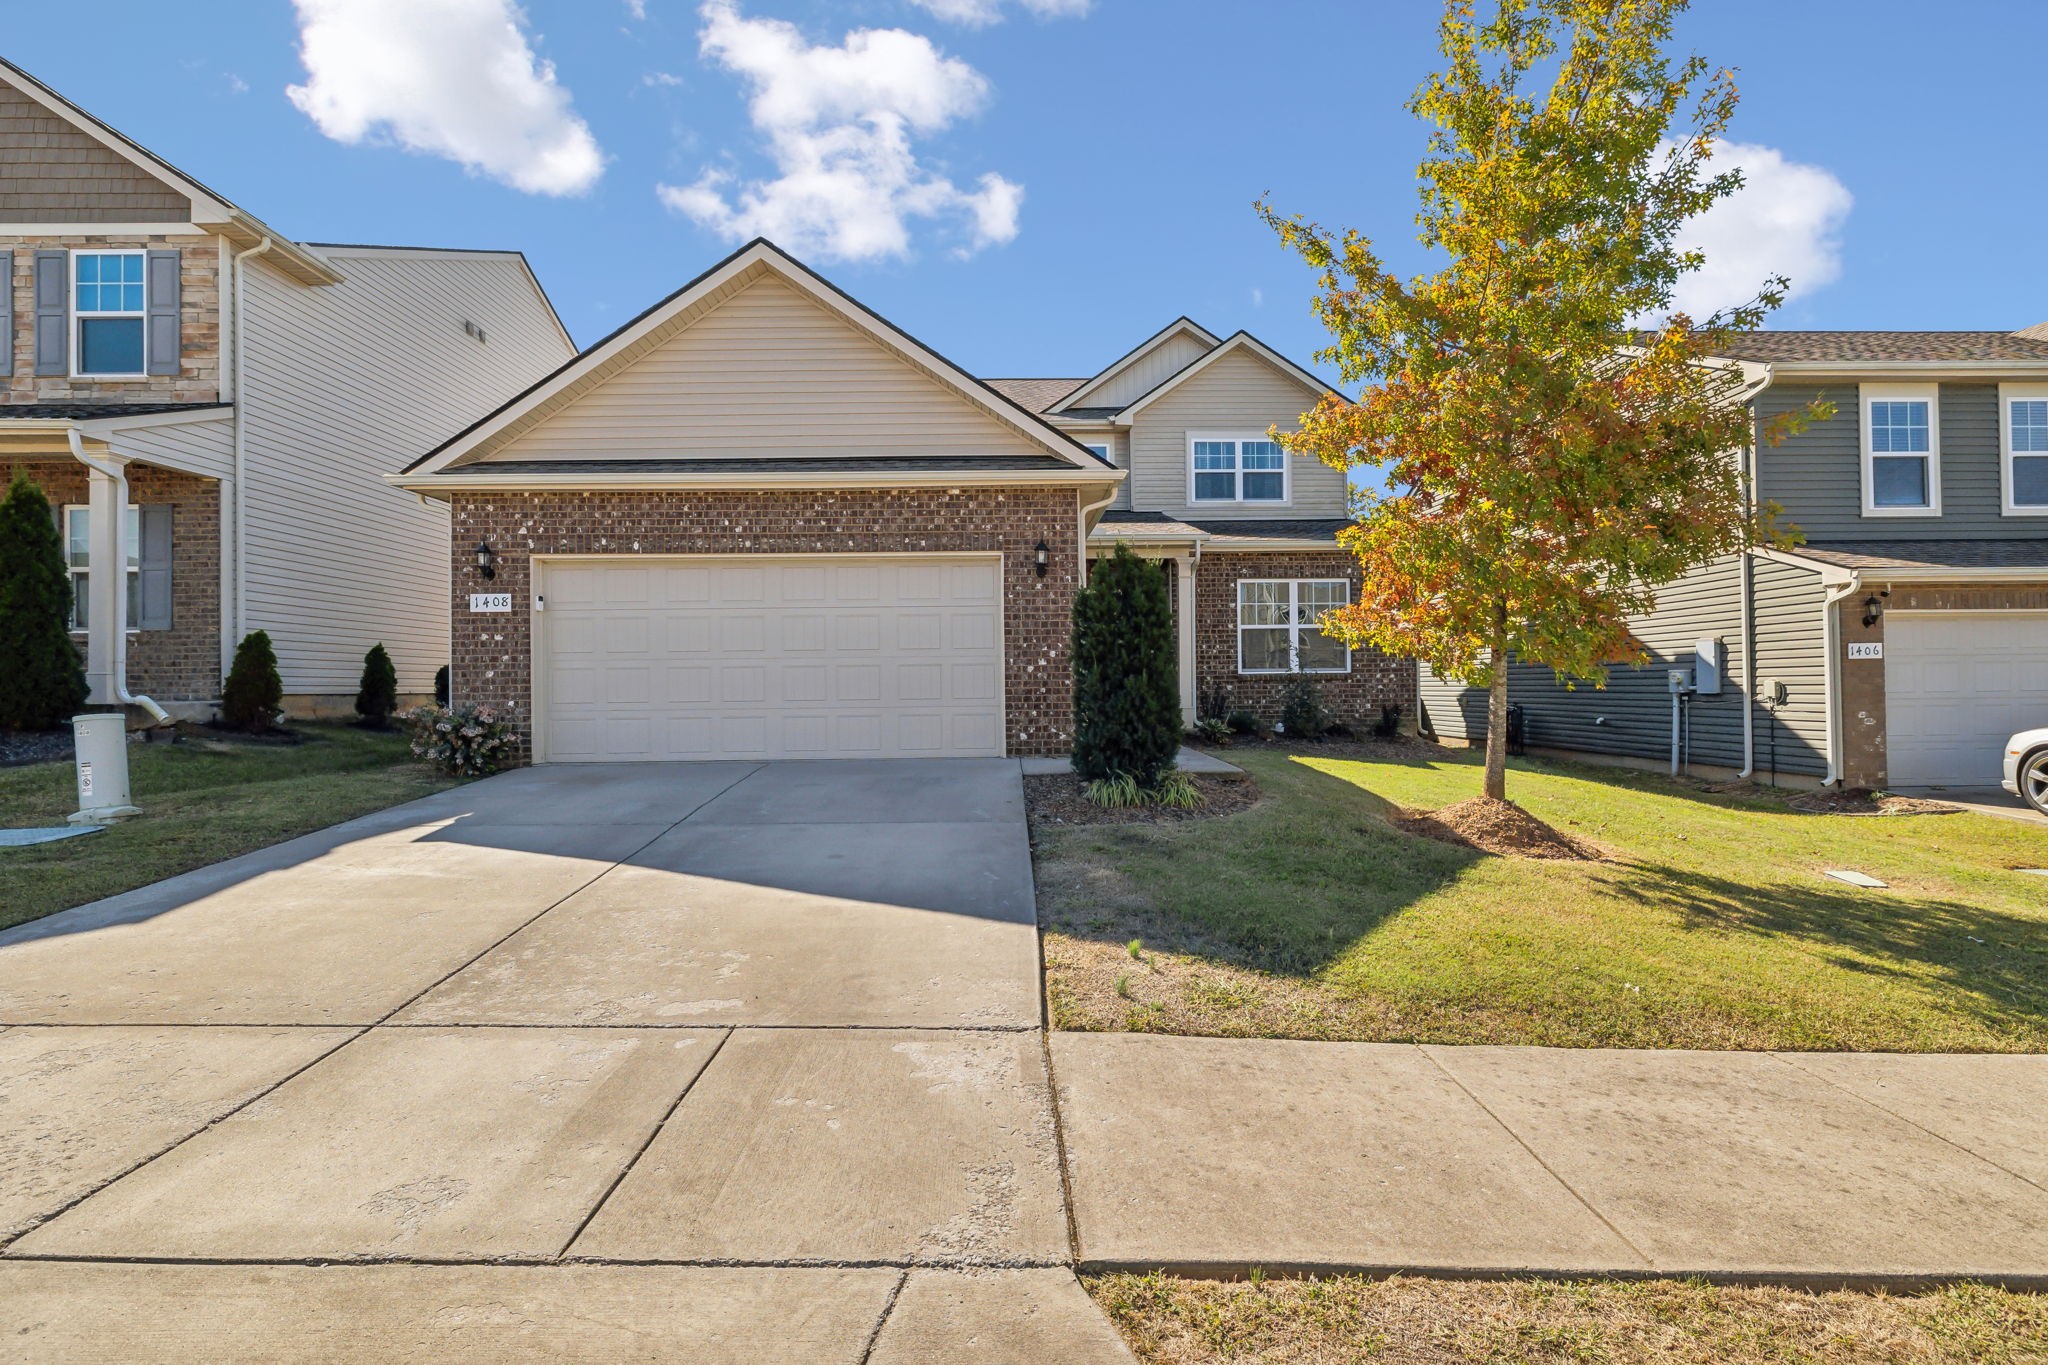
[1396,795,1604,860]
[1025,772,1261,827]
[181,720,307,746]
[1785,787,1960,817]
[0,729,75,768]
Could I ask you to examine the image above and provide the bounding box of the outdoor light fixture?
[475,540,497,580]
[1862,593,1884,628]
[1034,540,1050,578]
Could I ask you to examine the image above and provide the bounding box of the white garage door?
[538,556,1004,762]
[1885,611,2048,786]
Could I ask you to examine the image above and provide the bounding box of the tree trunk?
[1483,617,1510,803]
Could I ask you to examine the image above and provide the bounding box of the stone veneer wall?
[1192,549,1415,728]
[1838,580,2048,787]
[448,487,1083,764]
[0,234,222,405]
[0,458,221,702]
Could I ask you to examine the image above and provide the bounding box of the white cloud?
[906,0,1091,26]
[1665,140,1852,322]
[625,0,648,16]
[660,1,1021,261]
[644,71,684,87]
[287,0,604,197]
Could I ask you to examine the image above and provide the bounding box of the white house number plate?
[1847,642,1882,660]
[468,592,513,614]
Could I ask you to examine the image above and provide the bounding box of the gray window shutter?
[145,249,181,376]
[138,505,174,631]
[33,249,67,376]
[1,249,13,377]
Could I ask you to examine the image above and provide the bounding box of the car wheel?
[2024,748,2048,817]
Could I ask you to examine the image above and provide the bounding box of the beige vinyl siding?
[1072,331,1213,410]
[1062,427,1130,509]
[239,251,572,694]
[1125,347,1344,519]
[106,416,233,481]
[483,273,1050,463]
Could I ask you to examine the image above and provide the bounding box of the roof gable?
[1052,318,1221,413]
[1115,331,1340,421]
[414,239,1104,475]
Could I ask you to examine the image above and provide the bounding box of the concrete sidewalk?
[1054,1034,2048,1285]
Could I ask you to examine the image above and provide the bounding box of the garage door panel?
[1886,612,2048,786]
[540,556,1005,761]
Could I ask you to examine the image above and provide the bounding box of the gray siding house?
[1420,330,2048,790]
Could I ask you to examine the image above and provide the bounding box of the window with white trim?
[1860,384,1940,515]
[62,503,140,631]
[1081,440,1113,464]
[2003,386,2048,514]
[1190,433,1288,504]
[1238,579,1350,674]
[73,250,148,376]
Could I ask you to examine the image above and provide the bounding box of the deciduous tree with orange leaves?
[1261,0,1825,802]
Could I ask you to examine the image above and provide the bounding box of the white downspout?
[1076,483,1118,586]
[1820,571,1862,787]
[66,431,170,725]
[227,237,274,653]
[1735,361,1770,780]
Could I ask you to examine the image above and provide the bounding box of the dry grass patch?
[1088,1273,2048,1365]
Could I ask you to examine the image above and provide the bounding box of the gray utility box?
[1694,637,1726,696]
[70,712,141,824]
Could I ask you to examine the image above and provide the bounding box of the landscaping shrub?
[355,643,398,728]
[1226,709,1261,736]
[1191,716,1232,746]
[1279,676,1331,739]
[220,630,284,732]
[404,702,515,776]
[1071,543,1180,789]
[1374,703,1404,739]
[0,475,88,730]
[433,664,450,706]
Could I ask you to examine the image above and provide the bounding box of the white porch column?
[1177,553,1197,724]
[81,455,131,705]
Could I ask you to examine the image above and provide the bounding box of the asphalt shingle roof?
[458,455,1078,475]
[1796,540,2048,572]
[1713,332,2048,364]
[0,401,231,420]
[982,378,1084,413]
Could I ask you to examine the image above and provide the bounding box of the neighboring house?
[1419,330,2048,789]
[0,59,574,719]
[393,239,1412,764]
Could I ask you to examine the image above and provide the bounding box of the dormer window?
[1190,432,1288,504]
[1860,384,1940,516]
[72,251,147,377]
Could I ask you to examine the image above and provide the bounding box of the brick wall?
[1,234,222,404]
[1839,580,2048,787]
[447,487,1082,763]
[1,457,221,701]
[1192,549,1414,729]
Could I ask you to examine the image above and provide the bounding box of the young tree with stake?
[1262,0,1823,803]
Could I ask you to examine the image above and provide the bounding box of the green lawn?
[1089,1273,2048,1365]
[0,724,456,933]
[1036,745,2048,1051]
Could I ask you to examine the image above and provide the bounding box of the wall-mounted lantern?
[475,540,497,581]
[1862,593,1885,628]
[1034,540,1050,578]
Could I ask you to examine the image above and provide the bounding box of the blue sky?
[9,1,2044,380]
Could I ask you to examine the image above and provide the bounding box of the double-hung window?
[2002,384,2048,515]
[62,504,141,632]
[1860,384,1940,515]
[73,250,148,377]
[1190,433,1288,504]
[1238,579,1350,674]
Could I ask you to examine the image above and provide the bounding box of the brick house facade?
[1,456,220,702]
[447,486,1085,764]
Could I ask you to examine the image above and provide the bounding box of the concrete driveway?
[0,760,1133,1363]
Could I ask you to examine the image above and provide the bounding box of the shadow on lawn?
[1593,858,2048,1034]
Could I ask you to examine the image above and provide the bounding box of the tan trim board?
[391,468,1125,496]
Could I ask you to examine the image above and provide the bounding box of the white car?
[2005,728,2048,816]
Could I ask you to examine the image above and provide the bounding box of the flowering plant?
[402,702,515,776]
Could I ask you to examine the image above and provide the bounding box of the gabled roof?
[0,57,340,286]
[983,377,1085,413]
[398,239,1113,480]
[1050,317,1222,413]
[1112,330,1344,422]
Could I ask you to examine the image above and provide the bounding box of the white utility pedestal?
[69,712,141,824]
